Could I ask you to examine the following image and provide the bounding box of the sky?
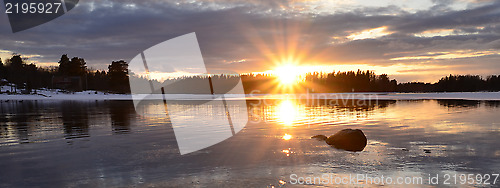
[1,0,500,82]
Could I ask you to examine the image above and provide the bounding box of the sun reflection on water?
[282,148,294,157]
[282,133,292,140]
[277,100,298,126]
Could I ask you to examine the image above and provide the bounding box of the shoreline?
[1,92,499,101]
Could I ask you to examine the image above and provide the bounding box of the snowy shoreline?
[0,89,499,101]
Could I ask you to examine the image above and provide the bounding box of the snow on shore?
[0,86,499,101]
[0,86,131,100]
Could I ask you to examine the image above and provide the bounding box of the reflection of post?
[208,76,235,135]
[161,87,171,122]
[222,96,235,135]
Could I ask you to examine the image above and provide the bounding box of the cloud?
[346,26,394,41]
[390,50,500,60]
[0,0,499,81]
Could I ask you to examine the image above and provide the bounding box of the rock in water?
[312,129,367,152]
[311,135,328,141]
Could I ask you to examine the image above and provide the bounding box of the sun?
[274,65,301,85]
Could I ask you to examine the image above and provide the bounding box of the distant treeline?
[242,71,500,93]
[0,54,130,93]
[239,71,397,93]
[0,54,499,94]
[398,75,500,92]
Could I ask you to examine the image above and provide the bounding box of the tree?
[486,75,500,91]
[58,54,87,76]
[57,54,70,75]
[108,60,129,93]
[7,55,24,69]
[87,70,109,91]
[0,58,6,79]
[435,74,485,92]
[5,55,28,89]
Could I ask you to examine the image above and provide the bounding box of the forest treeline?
[0,54,499,94]
[0,54,130,93]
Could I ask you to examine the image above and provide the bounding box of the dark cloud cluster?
[1,0,500,82]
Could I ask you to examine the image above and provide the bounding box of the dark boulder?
[312,129,367,152]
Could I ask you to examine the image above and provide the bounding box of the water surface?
[0,99,499,187]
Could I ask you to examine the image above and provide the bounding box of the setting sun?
[274,65,301,85]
